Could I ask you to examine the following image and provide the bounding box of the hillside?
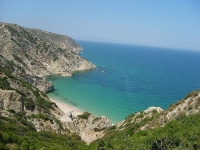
[0,22,111,148]
[27,28,82,54]
[1,88,200,149]
[88,90,200,149]
[0,22,200,150]
[0,22,95,78]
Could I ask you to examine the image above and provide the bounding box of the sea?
[46,41,200,124]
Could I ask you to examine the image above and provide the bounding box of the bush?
[13,54,26,66]
[77,112,91,119]
[5,25,20,36]
[94,127,105,132]
[184,91,199,100]
[0,76,12,90]
[24,98,35,110]
[53,54,59,62]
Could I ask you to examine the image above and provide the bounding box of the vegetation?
[77,112,92,120]
[5,24,37,45]
[0,55,57,114]
[53,54,59,62]
[5,25,20,37]
[23,29,37,44]
[0,76,12,90]
[1,23,200,149]
[88,114,200,150]
[1,111,200,149]
[24,98,35,109]
[13,54,26,66]
[11,37,21,47]
[184,90,199,100]
[0,114,86,150]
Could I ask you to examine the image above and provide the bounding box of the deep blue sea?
[46,41,200,124]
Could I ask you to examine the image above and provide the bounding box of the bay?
[47,41,200,124]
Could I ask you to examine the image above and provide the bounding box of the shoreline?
[49,97,83,117]
[37,72,72,77]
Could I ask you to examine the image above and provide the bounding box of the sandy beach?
[50,98,83,122]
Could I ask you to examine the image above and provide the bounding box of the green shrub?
[0,76,12,90]
[77,112,91,119]
[13,54,26,66]
[53,54,59,62]
[24,98,35,109]
[184,91,199,100]
[7,108,15,113]
[5,25,20,36]
[11,38,21,47]
[94,127,105,132]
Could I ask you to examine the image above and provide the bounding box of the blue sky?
[0,0,200,51]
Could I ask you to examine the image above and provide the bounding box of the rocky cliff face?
[0,22,95,91]
[0,63,64,134]
[0,89,23,113]
[0,22,96,137]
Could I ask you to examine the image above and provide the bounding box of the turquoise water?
[46,41,200,124]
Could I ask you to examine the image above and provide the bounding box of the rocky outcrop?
[0,54,65,134]
[118,90,200,132]
[0,89,23,113]
[141,90,200,130]
[0,88,63,133]
[144,106,164,114]
[22,74,54,93]
[61,112,112,144]
[116,106,164,130]
[0,87,64,133]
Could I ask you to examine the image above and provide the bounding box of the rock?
[63,114,112,144]
[32,118,63,134]
[144,106,164,114]
[0,89,23,113]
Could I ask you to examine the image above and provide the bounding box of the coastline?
[37,72,72,77]
[49,97,83,119]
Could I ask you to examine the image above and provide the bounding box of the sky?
[0,0,200,51]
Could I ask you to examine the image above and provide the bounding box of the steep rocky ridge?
[0,22,95,79]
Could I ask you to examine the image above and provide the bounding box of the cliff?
[0,57,65,134]
[0,22,86,134]
[0,22,95,84]
[0,22,109,147]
